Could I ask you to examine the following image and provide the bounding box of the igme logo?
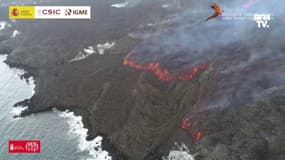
[254,14,271,28]
[65,9,72,16]
[64,8,88,16]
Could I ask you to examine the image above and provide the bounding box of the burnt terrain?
[0,0,284,159]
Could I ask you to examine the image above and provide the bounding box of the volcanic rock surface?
[1,0,284,160]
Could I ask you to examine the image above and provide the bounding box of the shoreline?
[1,53,121,159]
[8,59,135,160]
[0,54,109,160]
[1,0,285,159]
[0,31,131,159]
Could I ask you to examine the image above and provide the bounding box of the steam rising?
[127,0,285,109]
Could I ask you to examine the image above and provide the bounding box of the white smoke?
[129,0,285,110]
[69,42,115,62]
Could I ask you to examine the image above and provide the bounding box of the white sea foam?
[56,109,112,160]
[111,2,129,8]
[0,21,7,30]
[16,69,36,90]
[9,70,35,117]
[10,30,20,38]
[163,143,195,160]
[0,54,35,120]
[96,42,115,55]
[10,106,28,116]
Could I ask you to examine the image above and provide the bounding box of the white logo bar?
[35,6,91,19]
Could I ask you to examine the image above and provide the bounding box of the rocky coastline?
[1,0,284,160]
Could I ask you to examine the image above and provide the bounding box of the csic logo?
[38,9,60,16]
[64,8,88,16]
[11,8,19,16]
[254,14,271,28]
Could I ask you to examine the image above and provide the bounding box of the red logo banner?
[8,140,41,153]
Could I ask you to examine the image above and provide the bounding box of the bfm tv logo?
[9,140,41,153]
[254,14,271,28]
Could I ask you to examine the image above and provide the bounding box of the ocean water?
[0,55,111,160]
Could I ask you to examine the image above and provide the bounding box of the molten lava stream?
[180,117,202,141]
[123,52,208,82]
[192,131,202,141]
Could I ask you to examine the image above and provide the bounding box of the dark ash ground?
[1,0,285,159]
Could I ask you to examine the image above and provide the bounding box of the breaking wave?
[55,109,112,160]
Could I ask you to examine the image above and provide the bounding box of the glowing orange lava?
[124,52,206,141]
[181,117,191,129]
[123,52,208,82]
[181,117,203,141]
[192,131,202,141]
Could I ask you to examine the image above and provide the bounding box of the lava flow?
[124,51,207,141]
[181,117,203,141]
[123,52,208,82]
[181,117,191,129]
[192,131,202,141]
